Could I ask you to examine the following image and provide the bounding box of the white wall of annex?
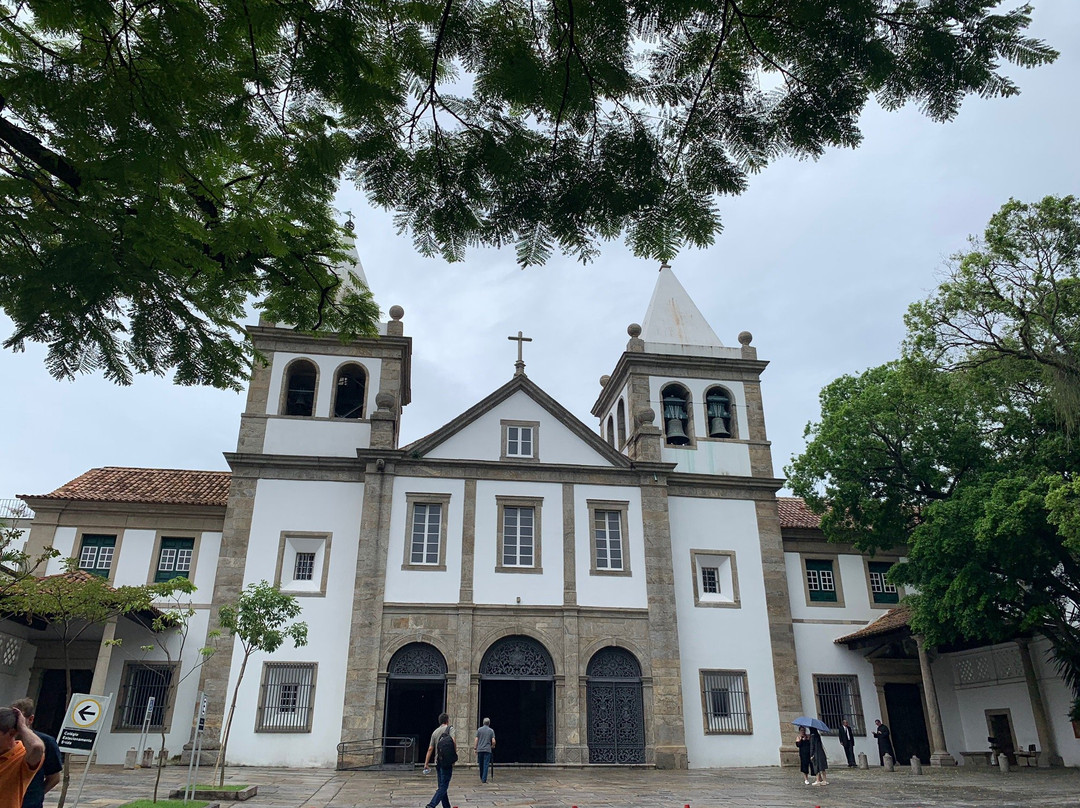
[263,418,372,457]
[574,485,646,609]
[1032,637,1080,767]
[424,390,613,466]
[474,480,564,606]
[44,526,77,574]
[785,552,881,623]
[384,476,466,605]
[650,377,752,475]
[266,351,382,419]
[668,496,782,767]
[225,477,364,766]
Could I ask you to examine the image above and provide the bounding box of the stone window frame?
[146,531,201,585]
[690,549,740,608]
[255,661,318,733]
[864,557,902,608]
[699,668,753,735]
[660,381,697,448]
[274,531,332,596]
[401,493,451,572]
[495,496,543,574]
[501,419,540,461]
[700,384,739,441]
[812,673,866,736]
[588,500,632,577]
[112,660,179,732]
[277,356,320,418]
[330,360,370,420]
[801,553,845,608]
[73,528,124,584]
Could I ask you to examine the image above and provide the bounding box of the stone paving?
[46,764,1080,808]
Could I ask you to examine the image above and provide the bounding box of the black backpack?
[437,727,457,766]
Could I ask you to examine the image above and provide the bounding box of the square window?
[155,537,195,582]
[813,674,865,735]
[701,670,751,734]
[78,534,117,578]
[501,420,540,460]
[114,663,175,730]
[691,550,739,607]
[805,558,839,604]
[496,497,542,573]
[276,533,331,595]
[402,494,451,571]
[257,663,316,732]
[868,561,900,605]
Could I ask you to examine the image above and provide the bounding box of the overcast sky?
[2,4,1078,504]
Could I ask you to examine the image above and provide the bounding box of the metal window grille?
[594,510,623,570]
[814,674,864,735]
[258,663,315,732]
[702,670,750,734]
[701,567,719,594]
[117,665,173,729]
[294,552,316,581]
[410,504,442,564]
[503,506,534,566]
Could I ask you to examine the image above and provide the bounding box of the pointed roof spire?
[640,263,723,350]
[334,213,370,301]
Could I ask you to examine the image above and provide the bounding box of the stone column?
[914,635,956,766]
[560,483,585,763]
[89,617,118,695]
[1016,638,1064,767]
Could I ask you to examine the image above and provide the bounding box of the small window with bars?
[814,674,865,735]
[155,537,194,582]
[701,670,751,734]
[868,561,899,604]
[257,663,316,732]
[78,534,116,577]
[701,567,719,594]
[410,503,442,565]
[805,559,837,603]
[593,510,624,571]
[294,552,316,581]
[116,663,173,729]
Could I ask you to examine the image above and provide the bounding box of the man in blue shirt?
[10,700,62,808]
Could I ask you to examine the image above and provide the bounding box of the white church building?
[2,251,1077,770]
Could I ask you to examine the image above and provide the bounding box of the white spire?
[334,217,370,301]
[640,263,724,350]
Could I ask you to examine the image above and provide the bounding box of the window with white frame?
[257,662,316,732]
[805,558,839,603]
[868,561,899,605]
[155,536,194,582]
[501,420,539,460]
[496,497,542,572]
[588,501,630,576]
[402,494,450,571]
[692,550,739,607]
[814,674,865,735]
[276,533,330,595]
[78,534,116,578]
[701,669,751,734]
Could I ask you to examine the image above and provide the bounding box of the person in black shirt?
[9,700,61,808]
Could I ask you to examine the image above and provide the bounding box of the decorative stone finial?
[659,262,670,272]
[389,305,404,321]
[600,374,610,387]
[627,323,641,338]
[636,407,656,427]
[344,210,355,232]
[738,331,753,346]
[375,392,396,411]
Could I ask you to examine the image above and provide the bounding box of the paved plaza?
[46,764,1080,808]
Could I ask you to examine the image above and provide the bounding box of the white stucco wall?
[651,377,752,475]
[263,418,372,457]
[424,390,613,466]
[574,485,647,610]
[384,476,466,605]
[668,496,783,767]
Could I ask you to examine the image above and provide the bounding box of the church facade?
[3,259,1078,770]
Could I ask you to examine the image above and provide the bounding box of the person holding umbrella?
[792,717,830,786]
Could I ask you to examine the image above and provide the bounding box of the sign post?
[136,695,156,765]
[57,693,112,808]
[184,693,209,799]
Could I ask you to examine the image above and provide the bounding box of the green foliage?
[0,0,1057,389]
[218,580,308,654]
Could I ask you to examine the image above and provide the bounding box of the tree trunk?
[214,651,249,787]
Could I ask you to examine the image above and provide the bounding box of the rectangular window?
[701,670,751,734]
[115,663,174,730]
[293,552,316,581]
[806,559,838,603]
[701,567,719,594]
[814,674,865,735]
[868,561,899,604]
[78,534,116,577]
[155,537,194,582]
[593,510,624,571]
[257,663,316,732]
[501,420,540,460]
[502,506,535,567]
[410,503,442,565]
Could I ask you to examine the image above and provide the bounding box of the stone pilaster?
[1016,638,1064,767]
[560,483,585,762]
[914,635,956,766]
[89,617,118,695]
[628,408,663,464]
[369,393,397,449]
[455,479,477,762]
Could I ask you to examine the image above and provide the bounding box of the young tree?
[0,501,56,595]
[0,1,1057,389]
[213,581,307,786]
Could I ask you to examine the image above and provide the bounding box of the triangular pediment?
[403,375,629,467]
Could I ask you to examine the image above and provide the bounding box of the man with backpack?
[422,713,456,808]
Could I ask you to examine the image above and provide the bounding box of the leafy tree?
[788,195,1080,721]
[0,501,56,595]
[213,580,307,786]
[0,0,1057,389]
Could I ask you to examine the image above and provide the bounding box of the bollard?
[857,752,869,769]
[884,753,895,772]
[999,754,1010,773]
[124,748,138,769]
[140,748,154,768]
[911,756,923,775]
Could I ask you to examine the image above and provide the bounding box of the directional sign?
[57,693,111,755]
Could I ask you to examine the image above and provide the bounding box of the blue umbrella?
[792,716,831,732]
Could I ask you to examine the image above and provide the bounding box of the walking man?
[10,699,62,808]
[838,719,857,767]
[423,713,456,808]
[873,719,895,766]
[0,707,45,807]
[475,718,495,784]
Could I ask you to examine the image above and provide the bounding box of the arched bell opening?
[704,386,735,439]
[661,384,692,446]
[332,362,367,419]
[281,359,318,417]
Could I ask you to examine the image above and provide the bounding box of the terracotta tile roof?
[777,497,822,529]
[835,603,912,645]
[27,467,231,508]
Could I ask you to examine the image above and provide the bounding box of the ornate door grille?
[587,647,645,764]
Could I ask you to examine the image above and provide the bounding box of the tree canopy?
[788,195,1080,718]
[0,0,1057,388]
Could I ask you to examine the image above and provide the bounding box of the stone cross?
[508,331,532,376]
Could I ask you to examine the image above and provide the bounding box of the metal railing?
[0,499,32,520]
[337,736,417,771]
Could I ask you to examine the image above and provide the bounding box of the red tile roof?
[777,497,822,529]
[835,604,912,644]
[28,467,230,508]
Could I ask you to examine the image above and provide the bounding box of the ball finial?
[627,323,642,338]
[375,392,396,411]
[389,305,404,321]
[738,330,753,346]
[600,374,610,387]
[636,407,656,427]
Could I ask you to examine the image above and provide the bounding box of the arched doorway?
[586,646,645,763]
[479,635,555,763]
[383,643,447,764]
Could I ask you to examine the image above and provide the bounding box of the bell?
[665,418,690,445]
[709,417,731,438]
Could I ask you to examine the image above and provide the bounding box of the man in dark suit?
[873,719,895,766]
[839,719,857,767]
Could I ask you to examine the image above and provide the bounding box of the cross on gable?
[508,330,533,376]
